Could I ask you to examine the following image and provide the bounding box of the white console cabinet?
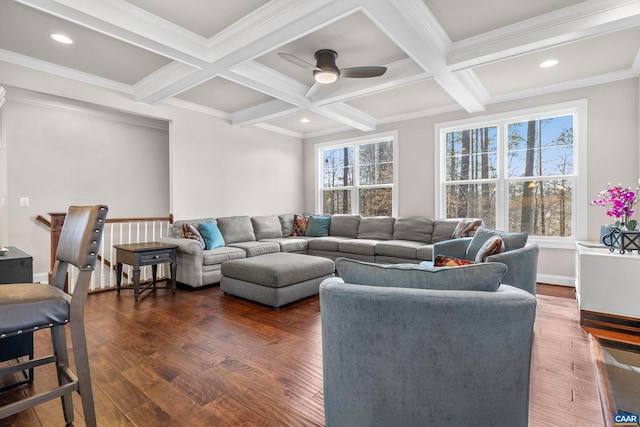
[575,243,640,319]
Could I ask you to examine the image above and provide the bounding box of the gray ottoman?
[220,253,335,308]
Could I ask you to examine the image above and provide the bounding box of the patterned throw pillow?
[452,218,483,239]
[474,235,505,263]
[292,214,309,236]
[182,223,205,249]
[434,254,475,267]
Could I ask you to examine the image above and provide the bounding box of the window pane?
[507,116,574,177]
[323,189,351,214]
[359,141,393,185]
[445,127,498,181]
[508,180,572,236]
[445,183,496,228]
[323,147,353,187]
[359,188,392,216]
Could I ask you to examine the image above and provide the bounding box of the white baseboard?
[33,272,48,284]
[537,273,575,287]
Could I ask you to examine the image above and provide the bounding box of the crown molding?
[447,0,640,70]
[252,122,303,139]
[312,102,377,132]
[488,68,639,105]
[0,49,134,95]
[16,0,210,67]
[232,100,302,127]
[162,98,230,121]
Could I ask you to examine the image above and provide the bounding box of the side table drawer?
[140,250,173,264]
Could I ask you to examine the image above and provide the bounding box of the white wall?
[304,78,640,286]
[0,62,304,278]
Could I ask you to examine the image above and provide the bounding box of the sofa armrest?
[487,242,539,295]
[160,236,204,255]
[433,237,472,259]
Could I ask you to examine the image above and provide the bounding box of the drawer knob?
[154,255,159,259]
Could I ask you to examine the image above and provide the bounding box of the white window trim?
[315,130,398,216]
[434,100,588,249]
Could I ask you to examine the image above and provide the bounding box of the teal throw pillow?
[198,221,225,250]
[305,215,331,237]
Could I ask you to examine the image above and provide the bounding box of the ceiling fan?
[278,49,387,89]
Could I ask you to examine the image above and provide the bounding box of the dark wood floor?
[1,283,605,427]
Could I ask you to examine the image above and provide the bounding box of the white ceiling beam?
[364,0,486,113]
[15,0,210,68]
[232,100,303,127]
[312,103,377,132]
[135,0,361,104]
[447,0,640,71]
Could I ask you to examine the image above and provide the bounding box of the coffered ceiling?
[1,0,639,138]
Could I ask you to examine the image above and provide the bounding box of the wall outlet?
[19,197,30,208]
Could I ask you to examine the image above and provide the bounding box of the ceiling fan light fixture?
[314,69,338,84]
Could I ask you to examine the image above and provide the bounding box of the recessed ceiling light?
[539,59,558,68]
[51,34,73,44]
[300,118,310,123]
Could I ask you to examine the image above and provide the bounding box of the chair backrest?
[51,205,108,295]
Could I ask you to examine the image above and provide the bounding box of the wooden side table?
[114,242,178,301]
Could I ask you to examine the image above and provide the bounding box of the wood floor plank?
[1,283,606,426]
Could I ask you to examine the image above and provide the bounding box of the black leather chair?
[0,205,108,427]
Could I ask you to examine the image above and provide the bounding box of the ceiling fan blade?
[340,66,387,78]
[278,53,320,71]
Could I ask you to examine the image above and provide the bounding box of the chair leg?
[69,321,97,427]
[50,326,74,424]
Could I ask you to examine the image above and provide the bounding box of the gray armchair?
[433,228,540,295]
[320,260,537,427]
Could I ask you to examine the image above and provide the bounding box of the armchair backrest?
[320,280,536,427]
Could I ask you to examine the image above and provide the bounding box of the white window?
[316,131,397,216]
[435,101,587,245]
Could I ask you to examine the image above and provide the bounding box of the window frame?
[315,131,398,216]
[435,100,587,249]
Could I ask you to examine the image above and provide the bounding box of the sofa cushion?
[279,213,294,237]
[292,214,309,236]
[431,219,462,243]
[306,215,331,237]
[416,244,434,261]
[466,226,528,260]
[216,216,256,244]
[261,237,309,252]
[374,240,424,259]
[358,217,395,240]
[452,218,483,238]
[393,217,434,242]
[335,258,506,292]
[308,236,352,251]
[329,215,361,238]
[182,223,205,249]
[338,239,379,256]
[226,241,280,257]
[198,221,225,250]
[251,215,283,240]
[202,246,246,265]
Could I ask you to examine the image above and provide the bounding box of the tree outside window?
[441,111,576,238]
[319,135,395,216]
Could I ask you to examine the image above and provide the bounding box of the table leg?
[171,261,177,294]
[133,267,141,301]
[116,262,123,294]
[152,264,158,289]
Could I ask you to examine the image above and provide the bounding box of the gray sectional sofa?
[160,214,462,288]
